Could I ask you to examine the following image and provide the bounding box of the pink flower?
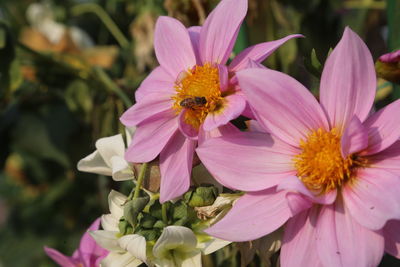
[44,218,108,267]
[120,0,301,203]
[379,49,400,63]
[196,27,400,266]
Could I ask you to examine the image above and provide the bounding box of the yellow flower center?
[293,128,367,193]
[172,63,224,129]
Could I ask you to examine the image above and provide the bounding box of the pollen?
[172,63,224,129]
[293,128,367,193]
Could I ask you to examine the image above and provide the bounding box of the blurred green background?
[0,0,399,266]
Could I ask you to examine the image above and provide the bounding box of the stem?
[162,203,168,223]
[93,67,132,108]
[70,3,129,48]
[133,162,148,199]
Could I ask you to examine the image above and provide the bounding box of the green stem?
[133,162,148,199]
[162,203,168,223]
[70,3,129,48]
[93,67,132,108]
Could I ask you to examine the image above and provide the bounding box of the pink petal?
[281,208,323,267]
[135,66,175,102]
[199,0,247,64]
[202,93,246,131]
[205,188,292,242]
[44,247,77,267]
[154,16,196,77]
[277,176,337,205]
[237,68,329,147]
[367,141,400,176]
[159,132,196,203]
[245,59,267,69]
[340,116,368,158]
[383,220,400,258]
[120,93,174,126]
[178,110,199,140]
[316,201,384,267]
[78,218,108,266]
[218,64,229,92]
[196,132,297,191]
[188,26,201,64]
[198,122,241,144]
[229,34,303,72]
[362,99,400,155]
[241,102,256,119]
[343,168,400,230]
[125,115,178,162]
[319,27,376,131]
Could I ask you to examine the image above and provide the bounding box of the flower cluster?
[45,0,400,266]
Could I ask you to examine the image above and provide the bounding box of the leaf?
[123,196,149,227]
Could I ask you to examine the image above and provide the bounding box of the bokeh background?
[0,0,399,266]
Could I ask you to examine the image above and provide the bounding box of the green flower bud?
[153,220,167,229]
[184,186,218,207]
[140,213,157,229]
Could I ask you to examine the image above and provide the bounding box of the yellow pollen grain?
[172,63,223,129]
[293,128,367,193]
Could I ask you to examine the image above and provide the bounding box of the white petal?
[101,214,119,232]
[96,134,126,167]
[153,226,197,258]
[101,251,142,267]
[181,251,202,267]
[108,190,127,220]
[200,238,231,255]
[90,230,121,252]
[77,150,112,176]
[118,234,147,264]
[111,156,135,181]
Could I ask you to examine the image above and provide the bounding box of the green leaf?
[123,196,149,227]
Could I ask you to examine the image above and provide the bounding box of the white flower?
[91,190,147,267]
[77,128,135,181]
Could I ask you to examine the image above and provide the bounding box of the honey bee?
[179,96,207,109]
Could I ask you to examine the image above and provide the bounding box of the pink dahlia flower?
[197,27,400,266]
[44,218,108,267]
[120,0,301,202]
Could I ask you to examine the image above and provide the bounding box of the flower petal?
[319,27,376,131]
[188,26,201,64]
[108,190,127,219]
[101,251,142,267]
[281,208,323,267]
[277,176,337,205]
[125,115,178,162]
[118,234,147,263]
[101,214,118,232]
[134,66,175,102]
[154,16,196,77]
[383,220,400,258]
[120,93,174,127]
[89,230,121,252]
[205,188,294,242]
[95,134,125,167]
[159,132,196,203]
[316,201,384,267]
[203,93,246,131]
[110,156,134,181]
[197,132,297,191]
[153,226,198,257]
[362,99,400,155]
[237,68,329,147]
[367,140,400,176]
[44,247,77,267]
[229,34,303,71]
[343,168,400,230]
[199,0,247,64]
[199,238,231,255]
[340,116,368,158]
[218,64,229,92]
[77,150,111,176]
[197,122,240,144]
[79,218,107,259]
[178,110,199,140]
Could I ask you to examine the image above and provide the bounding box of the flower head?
[120,0,301,203]
[44,218,108,267]
[197,27,400,266]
